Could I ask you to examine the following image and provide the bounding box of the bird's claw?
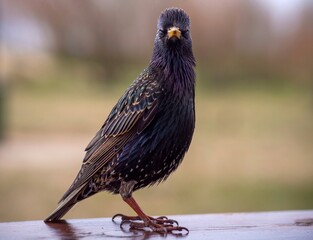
[112,214,188,235]
[112,213,178,226]
[112,213,126,222]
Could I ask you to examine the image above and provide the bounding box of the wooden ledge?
[1,210,312,239]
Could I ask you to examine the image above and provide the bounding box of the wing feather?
[59,75,162,203]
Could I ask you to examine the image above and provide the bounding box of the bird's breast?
[113,85,195,191]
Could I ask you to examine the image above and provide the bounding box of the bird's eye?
[181,30,189,38]
[159,29,167,37]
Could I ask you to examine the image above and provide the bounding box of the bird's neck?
[150,47,195,95]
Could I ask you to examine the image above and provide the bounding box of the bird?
[44,7,195,234]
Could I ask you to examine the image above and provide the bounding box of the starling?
[45,7,195,234]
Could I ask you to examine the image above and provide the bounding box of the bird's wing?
[84,79,161,163]
[59,78,161,203]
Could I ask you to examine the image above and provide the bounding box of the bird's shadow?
[45,220,80,240]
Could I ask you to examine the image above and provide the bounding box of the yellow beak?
[167,27,181,39]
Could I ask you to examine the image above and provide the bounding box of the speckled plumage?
[45,8,195,228]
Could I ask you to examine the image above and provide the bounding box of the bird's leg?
[112,181,189,234]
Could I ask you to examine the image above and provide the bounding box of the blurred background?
[0,0,312,222]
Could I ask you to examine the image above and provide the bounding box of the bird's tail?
[44,184,86,222]
[44,200,75,222]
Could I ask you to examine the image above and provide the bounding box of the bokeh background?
[1,0,312,222]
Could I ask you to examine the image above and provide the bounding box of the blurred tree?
[2,0,313,86]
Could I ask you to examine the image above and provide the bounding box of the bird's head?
[153,8,193,55]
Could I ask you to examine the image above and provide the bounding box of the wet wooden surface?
[0,210,313,239]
